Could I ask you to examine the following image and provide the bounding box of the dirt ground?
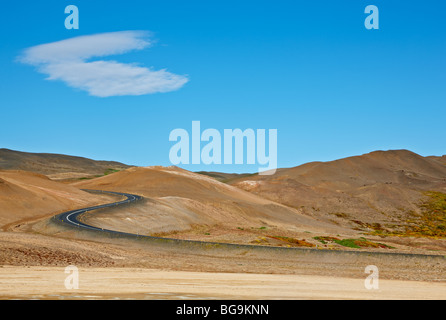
[1,266,445,300]
[0,228,445,300]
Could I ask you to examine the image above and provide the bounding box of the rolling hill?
[229,150,446,234]
[0,148,131,181]
[0,170,117,229]
[2,148,445,249]
[73,166,344,239]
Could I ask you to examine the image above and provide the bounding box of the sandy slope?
[73,166,347,238]
[0,170,117,229]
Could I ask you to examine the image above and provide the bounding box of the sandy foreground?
[1,230,445,300]
[0,266,445,300]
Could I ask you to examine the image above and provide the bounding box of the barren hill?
[230,150,446,233]
[73,166,344,240]
[0,170,117,229]
[0,148,130,181]
[195,171,254,183]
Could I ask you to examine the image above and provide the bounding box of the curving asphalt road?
[55,190,143,235]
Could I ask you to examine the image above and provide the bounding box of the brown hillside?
[0,148,130,181]
[230,150,446,228]
[427,155,446,166]
[73,166,343,237]
[0,170,117,229]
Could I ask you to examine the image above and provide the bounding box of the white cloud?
[19,31,188,97]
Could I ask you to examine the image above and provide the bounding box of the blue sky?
[0,0,445,173]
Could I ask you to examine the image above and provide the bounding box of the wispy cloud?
[18,31,189,97]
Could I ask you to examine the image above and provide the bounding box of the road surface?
[55,190,143,235]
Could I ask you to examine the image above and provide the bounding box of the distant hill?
[427,155,446,166]
[195,171,255,183]
[0,148,131,180]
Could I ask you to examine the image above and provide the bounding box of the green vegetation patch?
[313,236,340,244]
[338,238,394,249]
[314,236,394,249]
[104,168,120,176]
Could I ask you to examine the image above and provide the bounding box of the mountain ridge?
[0,148,131,180]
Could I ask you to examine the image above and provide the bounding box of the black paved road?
[55,190,143,234]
